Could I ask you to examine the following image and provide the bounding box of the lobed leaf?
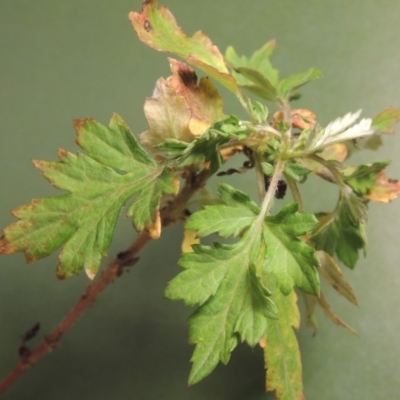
[342,160,390,195]
[225,40,279,86]
[264,289,304,400]
[129,0,238,93]
[165,234,277,384]
[165,185,321,384]
[140,58,225,149]
[277,68,323,98]
[234,67,277,101]
[176,116,252,173]
[186,183,258,238]
[312,188,367,269]
[304,110,374,153]
[262,203,320,296]
[0,115,178,279]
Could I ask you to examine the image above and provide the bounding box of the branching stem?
[0,168,210,397]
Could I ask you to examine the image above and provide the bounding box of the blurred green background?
[1,1,399,399]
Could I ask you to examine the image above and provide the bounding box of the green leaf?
[312,188,367,269]
[262,203,320,296]
[129,0,238,94]
[0,114,178,279]
[165,184,320,384]
[372,107,400,134]
[234,67,277,101]
[284,161,311,182]
[177,116,251,173]
[342,160,390,195]
[165,232,277,384]
[264,289,304,400]
[261,162,275,176]
[250,100,269,124]
[277,68,323,98]
[225,40,279,86]
[186,183,259,238]
[155,138,189,156]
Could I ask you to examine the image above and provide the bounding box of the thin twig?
[0,168,210,397]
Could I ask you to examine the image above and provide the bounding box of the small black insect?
[264,176,287,199]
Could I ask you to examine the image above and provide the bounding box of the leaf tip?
[31,159,44,171]
[85,267,97,280]
[148,208,161,239]
[56,265,68,280]
[73,118,86,133]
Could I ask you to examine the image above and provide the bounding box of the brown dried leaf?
[273,108,317,130]
[303,291,358,336]
[364,171,400,203]
[140,58,224,149]
[317,251,358,306]
[317,293,358,336]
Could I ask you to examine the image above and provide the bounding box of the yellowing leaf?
[264,290,304,400]
[181,229,200,253]
[364,171,400,203]
[273,109,317,130]
[129,0,238,93]
[303,293,318,335]
[141,58,224,149]
[0,115,178,279]
[372,107,400,134]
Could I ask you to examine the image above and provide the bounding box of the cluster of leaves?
[1,0,400,399]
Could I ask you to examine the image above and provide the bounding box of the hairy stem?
[0,168,210,397]
[259,158,285,219]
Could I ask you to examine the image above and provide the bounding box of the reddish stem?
[0,169,210,396]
